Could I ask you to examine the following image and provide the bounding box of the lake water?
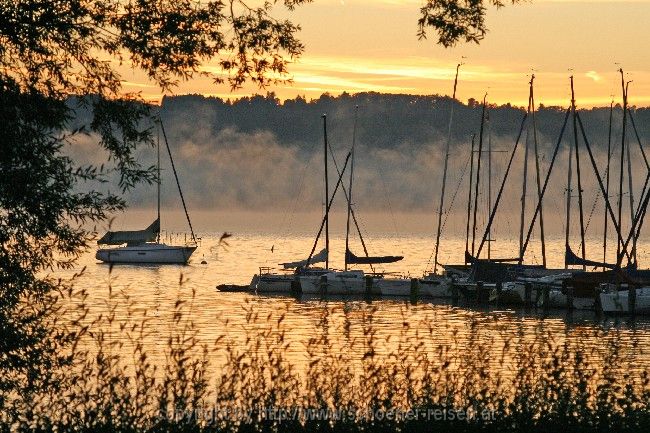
[53,219,650,383]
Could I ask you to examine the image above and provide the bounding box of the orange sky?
[120,0,650,108]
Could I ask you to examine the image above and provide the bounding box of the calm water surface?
[53,227,650,380]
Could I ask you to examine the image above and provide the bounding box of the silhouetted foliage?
[159,92,646,155]
[418,1,524,47]
[0,0,312,413]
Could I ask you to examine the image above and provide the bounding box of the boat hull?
[299,275,322,294]
[302,271,380,295]
[490,282,526,305]
[253,275,297,293]
[375,277,413,296]
[326,271,376,295]
[419,274,452,297]
[599,288,650,314]
[96,244,196,264]
[537,289,595,310]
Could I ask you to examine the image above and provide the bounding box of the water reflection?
[57,233,650,381]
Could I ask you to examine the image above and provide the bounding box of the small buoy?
[201,260,207,265]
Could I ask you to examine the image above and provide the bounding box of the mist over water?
[67,93,650,254]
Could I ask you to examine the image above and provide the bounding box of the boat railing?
[160,230,201,246]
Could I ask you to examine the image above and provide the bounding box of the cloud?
[586,71,602,82]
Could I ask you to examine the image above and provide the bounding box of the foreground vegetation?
[2,278,649,433]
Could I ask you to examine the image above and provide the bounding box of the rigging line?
[585,165,611,232]
[627,109,650,170]
[521,109,571,260]
[472,96,488,257]
[424,155,471,271]
[440,151,472,234]
[627,110,650,221]
[156,123,161,243]
[159,118,196,244]
[272,135,320,251]
[306,152,353,265]
[575,112,632,266]
[464,134,476,261]
[377,167,400,241]
[344,106,358,271]
[476,112,528,259]
[326,139,375,271]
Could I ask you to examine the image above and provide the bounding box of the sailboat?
[250,115,335,293]
[421,62,463,298]
[563,70,650,311]
[96,119,197,264]
[302,106,406,296]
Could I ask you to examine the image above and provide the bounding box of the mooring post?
[410,278,419,304]
[291,276,301,294]
[496,281,503,305]
[319,275,327,296]
[476,281,487,304]
[365,275,373,297]
[542,286,550,310]
[451,279,460,303]
[564,280,574,310]
[629,285,637,315]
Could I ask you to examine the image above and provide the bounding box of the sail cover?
[345,248,403,265]
[97,218,160,245]
[565,244,618,270]
[281,248,328,269]
[464,251,520,264]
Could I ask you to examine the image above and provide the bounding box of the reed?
[2,278,650,433]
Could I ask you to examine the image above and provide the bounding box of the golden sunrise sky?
[122,0,650,108]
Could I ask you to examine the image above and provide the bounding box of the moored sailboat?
[96,119,197,265]
[314,106,406,296]
[420,62,464,298]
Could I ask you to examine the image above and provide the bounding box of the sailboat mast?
[618,68,627,260]
[322,114,330,269]
[530,75,546,267]
[604,100,613,270]
[344,106,359,271]
[433,62,461,274]
[565,130,573,268]
[487,110,492,261]
[157,121,161,243]
[465,134,476,263]
[472,95,487,258]
[159,118,197,244]
[624,80,636,266]
[519,102,530,262]
[570,76,587,271]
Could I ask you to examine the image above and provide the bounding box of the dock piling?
[629,286,637,315]
[410,278,419,304]
[319,275,327,296]
[524,282,532,307]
